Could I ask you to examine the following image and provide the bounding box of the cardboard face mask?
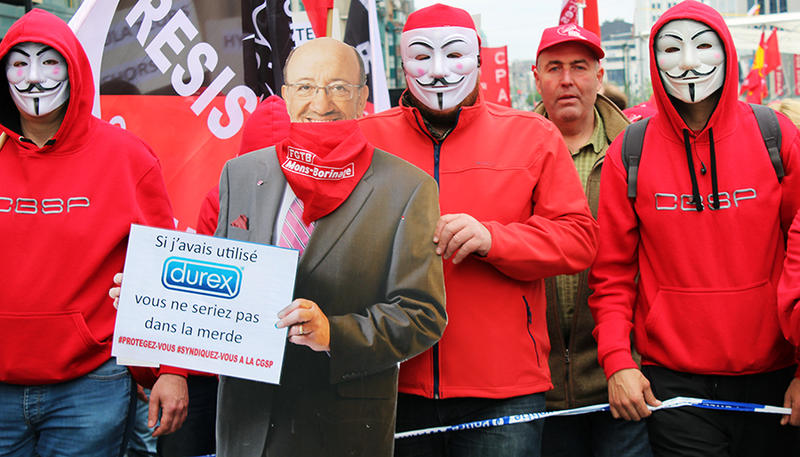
[655,19,725,104]
[401,26,480,111]
[6,42,69,117]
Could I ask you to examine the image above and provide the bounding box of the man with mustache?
[531,24,652,457]
[359,4,598,456]
[588,2,800,455]
[210,37,446,457]
[0,9,186,457]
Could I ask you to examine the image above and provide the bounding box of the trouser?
[126,388,157,457]
[642,364,796,457]
[157,375,217,457]
[0,358,136,457]
[394,392,545,457]
[542,411,653,457]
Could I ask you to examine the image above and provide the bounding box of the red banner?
[560,0,579,25]
[775,67,785,97]
[583,0,600,37]
[71,1,269,231]
[794,55,800,96]
[479,46,511,107]
[100,95,246,232]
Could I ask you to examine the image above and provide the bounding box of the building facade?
[0,0,79,35]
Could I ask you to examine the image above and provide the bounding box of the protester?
[359,4,598,456]
[0,9,186,457]
[532,24,652,457]
[589,1,800,455]
[212,37,445,456]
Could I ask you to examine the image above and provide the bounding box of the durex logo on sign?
[162,257,242,299]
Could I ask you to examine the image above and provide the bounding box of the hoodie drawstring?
[681,128,720,211]
[683,129,703,211]
[708,128,720,209]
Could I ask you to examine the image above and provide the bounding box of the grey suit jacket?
[214,146,446,457]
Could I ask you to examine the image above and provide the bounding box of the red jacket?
[588,0,800,379]
[359,94,597,399]
[779,210,800,349]
[0,10,175,384]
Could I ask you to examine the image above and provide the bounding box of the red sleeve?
[128,365,189,389]
[777,113,800,235]
[195,186,220,236]
[481,134,598,281]
[776,114,800,360]
[131,156,189,381]
[779,209,800,350]
[587,138,640,379]
[135,162,174,230]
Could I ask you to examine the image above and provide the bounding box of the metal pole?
[24,0,31,12]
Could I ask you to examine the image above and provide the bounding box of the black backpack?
[621,103,784,198]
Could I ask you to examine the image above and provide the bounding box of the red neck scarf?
[276,120,374,225]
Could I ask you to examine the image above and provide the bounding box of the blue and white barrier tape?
[394,397,792,439]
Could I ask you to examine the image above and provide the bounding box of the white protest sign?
[112,224,298,384]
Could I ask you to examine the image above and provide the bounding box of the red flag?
[559,0,579,25]
[794,54,800,96]
[479,46,511,107]
[304,0,333,38]
[583,0,600,37]
[764,29,781,75]
[775,67,786,96]
[741,68,767,104]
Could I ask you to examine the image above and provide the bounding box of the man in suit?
[214,37,446,457]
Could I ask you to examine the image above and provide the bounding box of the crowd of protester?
[4,1,800,456]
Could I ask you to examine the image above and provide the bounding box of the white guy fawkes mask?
[6,42,69,117]
[655,19,725,104]
[401,26,480,112]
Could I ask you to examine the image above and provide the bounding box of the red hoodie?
[0,9,174,384]
[779,209,800,347]
[588,0,800,378]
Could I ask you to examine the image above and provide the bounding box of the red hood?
[238,95,291,156]
[649,1,738,138]
[0,9,94,154]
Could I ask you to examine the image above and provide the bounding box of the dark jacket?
[535,93,629,408]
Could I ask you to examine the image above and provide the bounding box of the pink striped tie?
[278,197,315,256]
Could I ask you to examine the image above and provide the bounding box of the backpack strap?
[621,118,650,198]
[750,103,784,183]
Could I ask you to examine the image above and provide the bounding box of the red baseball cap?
[536,24,604,61]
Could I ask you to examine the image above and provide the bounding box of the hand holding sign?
[276,298,331,352]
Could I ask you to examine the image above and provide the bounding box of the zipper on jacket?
[523,296,541,367]
[433,143,441,183]
[409,105,462,398]
[432,343,440,399]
